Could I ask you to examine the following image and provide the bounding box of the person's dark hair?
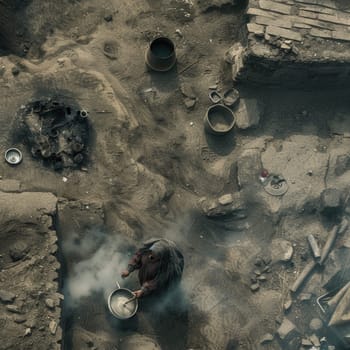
[143,238,184,290]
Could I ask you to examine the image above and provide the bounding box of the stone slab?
[290,15,334,29]
[247,7,278,18]
[309,28,332,39]
[299,10,318,19]
[318,13,350,26]
[259,0,292,15]
[295,0,340,10]
[247,23,265,36]
[333,30,350,42]
[234,98,261,129]
[278,318,298,340]
[255,15,293,29]
[293,22,312,29]
[266,25,302,41]
[299,4,334,15]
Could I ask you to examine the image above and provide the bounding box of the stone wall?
[0,189,62,350]
[234,0,350,86]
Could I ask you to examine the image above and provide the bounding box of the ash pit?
[19,98,90,171]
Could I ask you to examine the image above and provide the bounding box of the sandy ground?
[1,0,350,349]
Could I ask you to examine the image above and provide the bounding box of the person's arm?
[140,279,158,296]
[121,250,143,278]
[133,279,158,298]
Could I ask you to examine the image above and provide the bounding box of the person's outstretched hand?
[121,270,130,278]
[133,290,143,298]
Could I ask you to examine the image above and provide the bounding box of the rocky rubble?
[0,190,62,350]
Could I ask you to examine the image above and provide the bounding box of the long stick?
[123,296,136,306]
[290,261,316,293]
[307,234,321,259]
[179,60,199,75]
[319,218,348,266]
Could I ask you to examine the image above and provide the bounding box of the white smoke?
[63,229,132,307]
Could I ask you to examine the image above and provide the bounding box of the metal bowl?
[108,287,138,320]
[5,148,23,165]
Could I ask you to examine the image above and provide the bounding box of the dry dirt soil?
[2,0,350,350]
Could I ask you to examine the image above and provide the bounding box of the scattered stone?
[283,299,292,311]
[9,241,29,261]
[175,29,183,37]
[6,305,21,313]
[184,97,196,110]
[227,43,245,77]
[254,257,264,267]
[301,338,312,347]
[277,318,297,340]
[76,35,90,45]
[291,46,300,55]
[25,319,36,329]
[309,318,323,331]
[0,290,16,303]
[45,298,55,309]
[262,265,271,273]
[104,14,113,22]
[271,239,294,263]
[263,257,271,265]
[254,270,261,276]
[299,293,312,302]
[13,316,27,324]
[260,333,274,344]
[218,194,234,206]
[199,193,245,218]
[281,43,291,50]
[257,275,267,281]
[11,66,20,76]
[310,334,320,347]
[49,320,58,335]
[24,328,32,336]
[320,188,342,217]
[57,58,65,66]
[250,283,260,292]
[180,83,196,99]
[234,98,262,129]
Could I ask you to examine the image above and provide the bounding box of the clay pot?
[145,37,176,72]
[204,104,236,135]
